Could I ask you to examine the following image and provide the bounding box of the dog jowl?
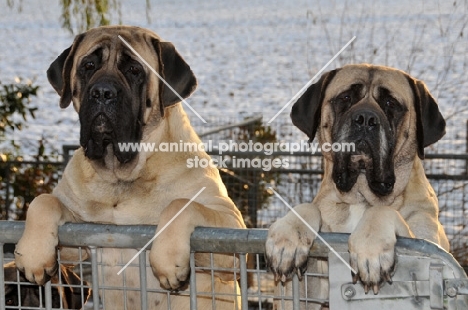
[329,83,406,196]
[78,50,147,163]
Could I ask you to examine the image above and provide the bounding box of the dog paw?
[14,234,58,285]
[150,233,191,290]
[265,217,315,282]
[348,227,396,294]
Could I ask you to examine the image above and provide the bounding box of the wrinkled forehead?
[73,26,160,67]
[325,65,414,104]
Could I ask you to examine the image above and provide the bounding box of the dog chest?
[345,203,368,231]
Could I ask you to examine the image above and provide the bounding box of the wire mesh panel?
[1,222,468,310]
[2,247,91,310]
[423,154,468,267]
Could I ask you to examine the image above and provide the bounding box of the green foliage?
[60,0,122,34]
[0,141,61,221]
[0,80,60,220]
[59,0,154,35]
[0,80,38,145]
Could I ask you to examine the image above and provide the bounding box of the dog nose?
[352,110,379,129]
[90,83,117,102]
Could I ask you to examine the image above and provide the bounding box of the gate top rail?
[0,221,466,279]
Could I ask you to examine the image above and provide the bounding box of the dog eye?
[84,61,95,71]
[5,297,15,305]
[385,97,396,108]
[336,93,352,104]
[129,66,140,75]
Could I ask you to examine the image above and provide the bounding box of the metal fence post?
[139,251,148,309]
[189,251,197,310]
[292,274,300,310]
[0,243,5,310]
[44,280,53,310]
[239,253,248,310]
[89,246,101,310]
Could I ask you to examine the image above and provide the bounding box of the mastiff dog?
[4,261,91,309]
[14,25,245,309]
[266,64,449,308]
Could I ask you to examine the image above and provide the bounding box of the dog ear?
[406,76,446,159]
[59,266,92,309]
[47,34,85,109]
[290,69,339,141]
[152,39,197,113]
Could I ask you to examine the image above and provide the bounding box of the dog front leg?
[150,198,244,290]
[14,194,73,284]
[348,206,414,294]
[265,203,321,282]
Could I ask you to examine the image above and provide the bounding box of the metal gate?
[1,221,468,310]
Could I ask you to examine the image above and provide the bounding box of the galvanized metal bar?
[2,222,468,310]
[278,282,286,310]
[0,243,5,310]
[57,260,65,309]
[122,253,128,310]
[189,251,197,310]
[44,280,53,310]
[78,247,86,309]
[233,253,239,310]
[1,221,465,275]
[38,285,44,309]
[292,274,300,310]
[255,254,263,310]
[139,251,148,309]
[90,247,100,310]
[430,263,445,309]
[166,291,171,310]
[210,253,216,310]
[0,224,417,257]
[239,253,248,310]
[56,248,64,309]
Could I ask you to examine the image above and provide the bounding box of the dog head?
[291,64,445,203]
[4,261,91,309]
[47,25,197,166]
